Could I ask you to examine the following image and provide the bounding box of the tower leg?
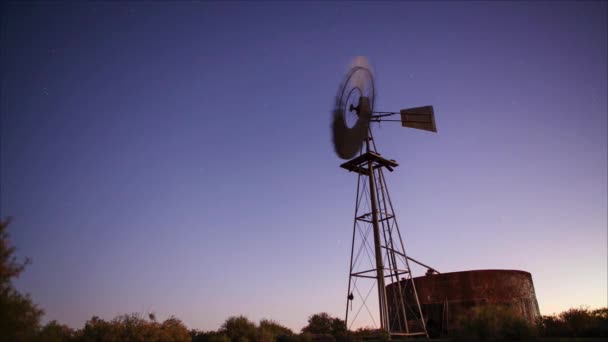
[366,137,389,333]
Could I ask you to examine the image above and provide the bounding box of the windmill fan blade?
[350,56,371,71]
[331,57,375,159]
[350,56,371,91]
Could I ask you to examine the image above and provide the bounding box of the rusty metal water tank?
[386,269,540,335]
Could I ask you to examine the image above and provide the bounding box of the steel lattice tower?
[342,129,428,339]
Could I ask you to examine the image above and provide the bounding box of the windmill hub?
[348,96,371,116]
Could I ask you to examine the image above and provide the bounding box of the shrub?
[539,306,608,338]
[259,319,293,341]
[220,315,257,342]
[38,320,76,342]
[454,305,536,341]
[191,330,230,342]
[301,312,346,341]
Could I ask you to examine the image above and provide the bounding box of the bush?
[539,306,608,338]
[301,312,346,341]
[191,330,230,342]
[38,320,76,342]
[220,315,258,342]
[454,305,536,341]
[259,319,293,341]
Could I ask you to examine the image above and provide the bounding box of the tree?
[302,313,332,335]
[157,316,191,342]
[220,315,257,342]
[38,320,76,342]
[0,218,44,341]
[258,319,293,341]
[77,315,119,341]
[301,312,346,340]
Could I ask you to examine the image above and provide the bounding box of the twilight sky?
[1,1,606,332]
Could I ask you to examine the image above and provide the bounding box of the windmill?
[332,57,438,339]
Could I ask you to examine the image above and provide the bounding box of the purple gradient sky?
[1,1,606,332]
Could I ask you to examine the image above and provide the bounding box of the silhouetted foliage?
[75,313,190,341]
[259,319,293,342]
[190,329,230,342]
[77,315,115,341]
[192,316,298,342]
[301,313,332,335]
[220,315,258,342]
[37,320,76,342]
[0,218,44,341]
[454,305,536,341]
[301,313,346,341]
[539,306,608,338]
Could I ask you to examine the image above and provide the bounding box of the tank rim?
[412,269,532,280]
